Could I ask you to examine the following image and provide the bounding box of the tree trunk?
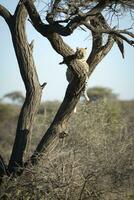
[0,2,115,175]
[28,31,114,165]
[7,4,42,174]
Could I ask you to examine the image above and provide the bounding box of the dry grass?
[0,99,134,199]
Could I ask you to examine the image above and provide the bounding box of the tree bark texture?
[8,4,42,174]
[29,33,114,164]
[21,1,115,165]
[0,3,42,174]
[0,1,115,174]
[30,33,88,164]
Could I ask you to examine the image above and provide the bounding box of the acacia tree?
[3,91,25,104]
[0,0,134,176]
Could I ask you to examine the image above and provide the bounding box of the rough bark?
[29,33,88,164]
[8,4,42,174]
[0,0,115,174]
[0,3,42,174]
[20,1,115,165]
[24,31,113,165]
[87,17,115,75]
[30,35,114,165]
[23,0,109,36]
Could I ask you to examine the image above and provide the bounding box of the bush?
[0,99,134,199]
[0,104,20,162]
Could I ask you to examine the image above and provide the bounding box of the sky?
[0,0,134,102]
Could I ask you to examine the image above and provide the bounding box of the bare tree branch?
[0,4,12,25]
[119,0,134,9]
[86,14,115,75]
[51,0,61,15]
[84,22,134,46]
[21,0,109,36]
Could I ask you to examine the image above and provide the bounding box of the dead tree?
[0,0,134,176]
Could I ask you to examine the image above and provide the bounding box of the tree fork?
[21,2,115,166]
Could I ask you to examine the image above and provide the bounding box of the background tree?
[86,86,118,101]
[0,0,134,176]
[3,91,25,104]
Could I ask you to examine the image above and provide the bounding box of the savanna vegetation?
[0,88,134,199]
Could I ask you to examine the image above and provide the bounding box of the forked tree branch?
[21,0,109,36]
[87,15,115,76]
[84,22,134,46]
[21,21,114,168]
